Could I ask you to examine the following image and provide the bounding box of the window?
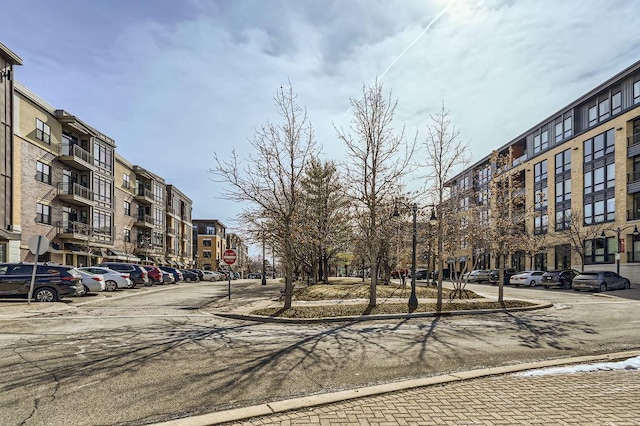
[203,239,212,247]
[36,203,51,224]
[588,105,597,126]
[534,213,548,235]
[154,208,164,226]
[584,237,615,264]
[93,141,113,171]
[123,173,130,189]
[93,210,112,235]
[93,176,112,204]
[124,201,131,216]
[206,225,215,235]
[203,251,212,258]
[564,116,572,138]
[533,131,548,154]
[555,208,571,231]
[534,160,547,183]
[584,129,615,163]
[124,229,131,243]
[36,161,51,184]
[153,182,164,202]
[555,149,571,174]
[598,99,610,121]
[584,196,615,224]
[36,118,51,144]
[634,80,640,104]
[555,179,571,203]
[612,91,621,115]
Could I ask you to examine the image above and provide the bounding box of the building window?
[124,229,131,243]
[203,239,212,247]
[584,163,615,194]
[123,173,130,189]
[598,98,610,121]
[533,130,548,155]
[534,213,548,235]
[555,208,571,231]
[534,253,547,271]
[206,225,215,235]
[554,115,573,142]
[584,196,615,224]
[584,237,615,264]
[588,104,597,126]
[555,149,571,174]
[93,210,112,235]
[36,119,51,144]
[203,251,212,258]
[555,179,571,203]
[634,80,640,104]
[93,176,112,205]
[36,161,51,184]
[36,203,51,224]
[584,129,615,163]
[534,160,548,183]
[124,201,131,216]
[153,182,164,202]
[93,141,113,172]
[612,91,622,115]
[154,208,164,226]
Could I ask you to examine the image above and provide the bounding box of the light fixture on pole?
[600,225,639,275]
[392,201,437,311]
[261,228,267,286]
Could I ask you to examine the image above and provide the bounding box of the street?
[0,279,639,425]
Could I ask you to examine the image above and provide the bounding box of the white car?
[201,270,218,281]
[77,269,107,293]
[509,270,545,287]
[78,266,132,290]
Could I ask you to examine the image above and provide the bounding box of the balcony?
[166,227,176,236]
[628,172,640,194]
[57,182,95,206]
[135,187,154,204]
[58,143,95,171]
[627,132,640,158]
[57,220,93,241]
[135,214,155,228]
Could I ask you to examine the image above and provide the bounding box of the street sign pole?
[27,235,49,304]
[222,249,238,300]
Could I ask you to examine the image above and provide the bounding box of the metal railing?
[57,182,94,200]
[137,214,154,225]
[60,143,94,164]
[136,187,153,199]
[627,132,640,147]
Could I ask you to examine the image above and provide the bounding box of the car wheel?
[598,283,607,292]
[529,280,536,287]
[105,280,117,292]
[83,285,91,295]
[144,282,153,287]
[562,281,571,290]
[543,285,549,289]
[624,280,631,290]
[34,287,58,302]
[186,277,192,283]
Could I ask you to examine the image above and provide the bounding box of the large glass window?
[93,210,112,235]
[598,98,610,121]
[584,129,615,163]
[634,80,640,104]
[534,160,547,182]
[36,161,51,184]
[588,105,597,126]
[93,176,112,204]
[36,118,51,144]
[555,208,571,231]
[584,237,615,264]
[122,173,130,189]
[584,196,615,224]
[612,91,622,115]
[556,179,571,203]
[36,203,51,224]
[93,141,113,171]
[555,149,571,174]
[124,201,131,216]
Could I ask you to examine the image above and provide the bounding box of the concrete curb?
[152,349,640,426]
[209,301,554,324]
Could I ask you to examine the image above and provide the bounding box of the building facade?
[166,184,193,267]
[192,219,227,270]
[447,60,640,282]
[0,43,22,262]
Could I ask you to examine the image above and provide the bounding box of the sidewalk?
[155,350,640,426]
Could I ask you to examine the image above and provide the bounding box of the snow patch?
[516,356,640,377]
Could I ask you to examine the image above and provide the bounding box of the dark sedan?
[541,269,580,289]
[180,269,199,283]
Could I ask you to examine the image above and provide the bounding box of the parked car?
[98,262,150,287]
[509,270,545,287]
[159,266,183,283]
[411,269,429,280]
[143,265,165,285]
[463,270,491,283]
[189,269,204,281]
[78,266,132,290]
[180,269,199,282]
[0,262,84,302]
[541,269,580,289]
[572,271,631,292]
[391,268,409,279]
[489,268,518,285]
[161,270,175,284]
[247,272,263,280]
[77,269,106,294]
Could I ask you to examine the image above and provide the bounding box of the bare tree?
[422,103,469,310]
[554,208,608,272]
[212,82,318,309]
[336,80,415,307]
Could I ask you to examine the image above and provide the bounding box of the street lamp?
[261,229,267,286]
[393,202,437,310]
[600,225,639,275]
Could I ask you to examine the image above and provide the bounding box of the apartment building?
[166,184,193,267]
[446,59,640,282]
[192,219,226,270]
[0,43,22,262]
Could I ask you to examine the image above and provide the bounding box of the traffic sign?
[28,235,49,256]
[222,249,237,265]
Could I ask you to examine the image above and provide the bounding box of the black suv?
[489,268,518,285]
[0,262,84,302]
[97,262,150,287]
[541,269,580,289]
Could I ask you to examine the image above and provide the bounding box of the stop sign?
[222,249,237,265]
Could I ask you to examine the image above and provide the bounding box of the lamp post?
[393,201,437,310]
[261,229,267,286]
[600,225,639,275]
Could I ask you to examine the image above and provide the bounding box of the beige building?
[192,219,226,270]
[447,59,640,283]
[0,42,22,262]
[166,184,193,267]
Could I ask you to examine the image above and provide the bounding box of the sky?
[3,0,640,235]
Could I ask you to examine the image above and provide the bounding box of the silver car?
[78,266,133,290]
[572,271,631,292]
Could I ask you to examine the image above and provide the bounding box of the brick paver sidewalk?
[225,369,640,425]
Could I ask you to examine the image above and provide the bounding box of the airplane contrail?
[340,0,455,122]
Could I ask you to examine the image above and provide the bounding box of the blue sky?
[3,0,640,234]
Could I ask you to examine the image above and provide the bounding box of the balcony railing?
[627,132,640,147]
[60,143,93,163]
[57,182,94,201]
[136,187,153,198]
[137,214,154,225]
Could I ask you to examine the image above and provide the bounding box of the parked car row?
[459,267,631,292]
[0,261,216,303]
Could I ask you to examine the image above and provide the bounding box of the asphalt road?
[0,279,639,425]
